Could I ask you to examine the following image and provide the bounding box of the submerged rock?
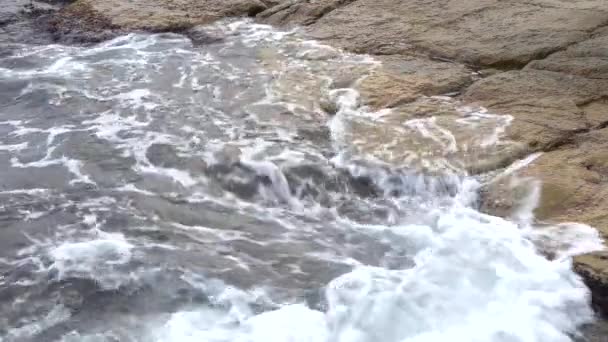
[464,70,608,153]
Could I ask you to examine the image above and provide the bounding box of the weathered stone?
[262,0,608,68]
[582,99,608,128]
[357,55,473,109]
[480,128,608,315]
[575,252,608,316]
[259,0,357,27]
[464,70,608,151]
[47,0,122,43]
[527,30,608,79]
[50,0,268,40]
[185,26,226,45]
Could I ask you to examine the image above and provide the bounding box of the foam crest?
[49,233,134,286]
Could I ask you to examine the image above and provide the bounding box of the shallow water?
[0,20,604,342]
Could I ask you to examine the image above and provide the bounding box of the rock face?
[260,0,608,67]
[357,55,473,109]
[260,0,608,318]
[464,70,608,152]
[48,0,269,42]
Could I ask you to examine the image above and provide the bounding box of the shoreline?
[3,0,608,331]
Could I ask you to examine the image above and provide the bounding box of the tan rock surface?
[464,70,608,152]
[527,29,608,79]
[356,55,473,109]
[261,0,608,67]
[51,0,269,37]
[575,252,608,315]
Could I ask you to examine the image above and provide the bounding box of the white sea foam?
[49,234,134,287]
[149,199,603,341]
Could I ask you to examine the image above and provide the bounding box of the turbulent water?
[0,20,605,342]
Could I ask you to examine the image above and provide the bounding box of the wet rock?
[46,0,122,43]
[357,55,473,109]
[527,30,608,80]
[480,128,608,315]
[205,162,262,200]
[337,96,523,174]
[146,143,182,169]
[318,97,338,115]
[49,0,268,40]
[580,318,608,342]
[259,0,357,27]
[574,252,608,317]
[464,70,608,153]
[185,25,225,45]
[145,143,207,177]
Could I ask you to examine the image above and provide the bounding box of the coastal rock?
[575,252,608,316]
[48,0,269,42]
[464,70,608,153]
[527,29,608,80]
[259,0,357,27]
[480,128,608,315]
[356,55,473,109]
[261,0,608,67]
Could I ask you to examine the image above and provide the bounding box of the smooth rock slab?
[261,0,608,67]
[464,70,608,152]
[356,55,473,109]
[527,29,608,79]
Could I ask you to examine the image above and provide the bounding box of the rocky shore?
[4,0,608,321]
[261,0,608,318]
